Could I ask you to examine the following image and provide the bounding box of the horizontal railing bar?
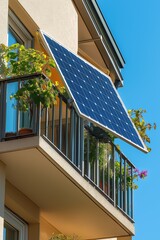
[0,73,43,82]
[1,73,74,106]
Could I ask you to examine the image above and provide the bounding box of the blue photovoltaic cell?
[42,32,147,152]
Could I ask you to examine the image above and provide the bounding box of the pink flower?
[134,168,140,174]
[138,170,148,179]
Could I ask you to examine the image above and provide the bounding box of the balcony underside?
[0,136,134,239]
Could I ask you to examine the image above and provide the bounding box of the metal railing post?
[80,118,84,175]
[112,144,116,206]
[123,158,127,212]
[96,139,99,186]
[36,103,41,137]
[120,154,122,209]
[52,104,55,144]
[70,107,75,162]
[45,107,49,138]
[0,81,7,140]
[0,82,3,142]
[59,96,63,151]
[65,104,68,157]
[77,115,81,169]
[131,166,134,219]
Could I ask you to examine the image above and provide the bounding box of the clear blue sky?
[97,0,160,239]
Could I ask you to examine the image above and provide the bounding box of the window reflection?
[5,29,19,134]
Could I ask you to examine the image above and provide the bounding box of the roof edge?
[84,0,125,69]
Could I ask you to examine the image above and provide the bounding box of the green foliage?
[10,77,58,112]
[128,108,156,152]
[84,123,148,190]
[49,234,79,240]
[0,43,55,78]
[0,43,64,112]
[84,129,112,169]
[115,161,138,190]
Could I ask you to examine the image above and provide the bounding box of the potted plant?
[0,43,62,136]
[84,122,148,191]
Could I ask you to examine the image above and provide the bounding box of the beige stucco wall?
[5,181,40,223]
[18,0,78,53]
[5,181,40,240]
[0,0,9,44]
[5,181,60,240]
[40,217,59,240]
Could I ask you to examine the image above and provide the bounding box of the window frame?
[4,208,28,240]
[8,9,33,47]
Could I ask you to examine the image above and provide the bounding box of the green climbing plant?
[0,43,65,111]
[0,43,66,129]
[0,43,55,78]
[128,108,156,152]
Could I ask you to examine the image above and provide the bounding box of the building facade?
[0,1,145,240]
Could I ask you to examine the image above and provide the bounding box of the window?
[4,208,28,240]
[8,9,33,47]
[4,222,18,240]
[5,10,33,134]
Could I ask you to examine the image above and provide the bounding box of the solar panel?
[41,31,147,152]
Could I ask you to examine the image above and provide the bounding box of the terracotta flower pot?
[18,128,33,135]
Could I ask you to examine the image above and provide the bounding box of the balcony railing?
[0,74,135,220]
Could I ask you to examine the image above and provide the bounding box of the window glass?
[5,29,19,133]
[6,82,18,132]
[8,28,23,45]
[5,18,32,134]
[8,30,17,45]
[3,222,18,240]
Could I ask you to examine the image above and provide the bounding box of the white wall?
[0,0,9,44]
[19,0,78,53]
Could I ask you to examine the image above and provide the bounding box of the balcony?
[0,74,135,239]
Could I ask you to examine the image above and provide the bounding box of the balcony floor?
[0,136,134,239]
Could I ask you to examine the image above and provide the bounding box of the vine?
[128,108,156,152]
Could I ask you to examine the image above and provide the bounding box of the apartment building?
[0,1,146,240]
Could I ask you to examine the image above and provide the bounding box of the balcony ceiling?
[73,0,123,84]
[0,137,134,239]
[78,14,107,71]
